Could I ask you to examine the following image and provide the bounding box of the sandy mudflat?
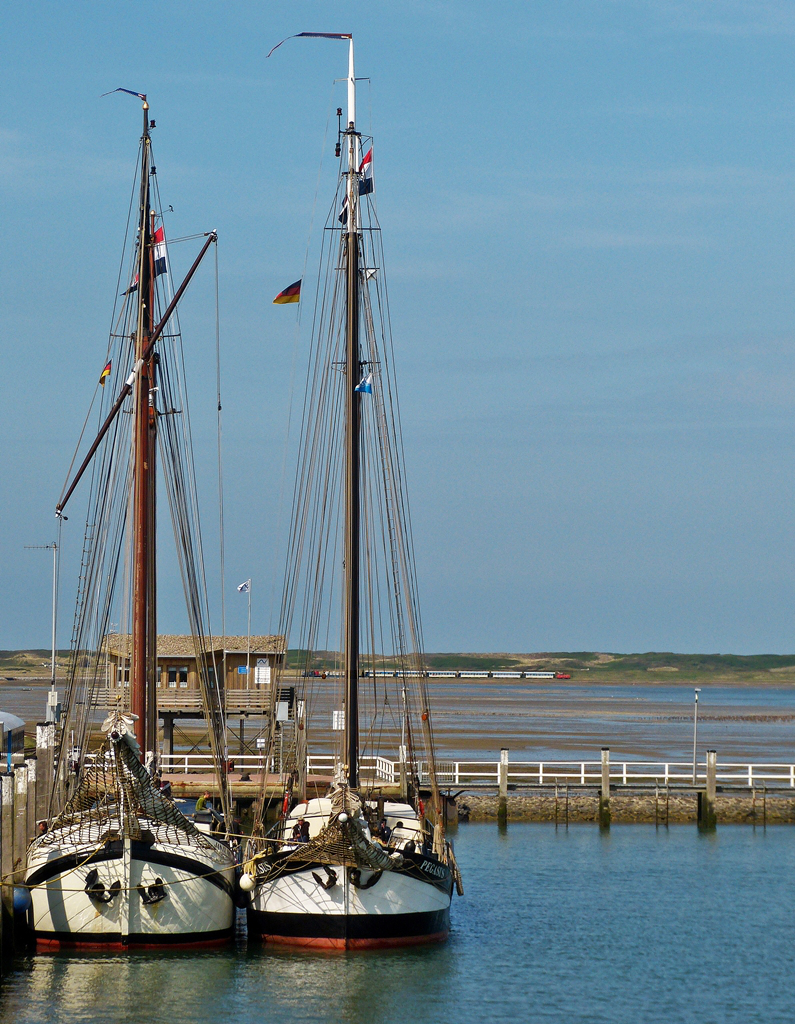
[5,676,793,763]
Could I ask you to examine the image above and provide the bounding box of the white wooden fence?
[146,753,795,789]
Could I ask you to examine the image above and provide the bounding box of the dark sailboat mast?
[53,94,219,764]
[342,44,361,790]
[131,99,155,754]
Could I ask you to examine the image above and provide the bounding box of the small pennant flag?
[237,579,251,593]
[99,361,112,386]
[153,226,167,277]
[273,280,301,304]
[354,372,373,394]
[123,273,139,295]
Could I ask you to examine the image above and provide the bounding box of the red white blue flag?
[359,148,373,195]
[153,226,167,277]
[339,148,374,224]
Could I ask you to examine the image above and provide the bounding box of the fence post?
[498,748,509,826]
[699,749,717,830]
[599,748,611,829]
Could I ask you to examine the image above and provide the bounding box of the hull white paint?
[247,865,451,949]
[25,836,235,949]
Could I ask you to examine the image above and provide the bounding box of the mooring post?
[599,747,611,829]
[699,748,717,830]
[25,757,37,848]
[498,748,509,826]
[1,773,15,952]
[0,774,11,952]
[35,722,56,823]
[13,766,28,883]
[161,713,175,759]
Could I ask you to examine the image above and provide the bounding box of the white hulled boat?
[24,93,236,949]
[243,34,463,949]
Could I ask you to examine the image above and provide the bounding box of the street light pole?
[692,687,701,785]
[24,540,59,693]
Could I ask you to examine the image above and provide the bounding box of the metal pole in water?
[692,688,701,785]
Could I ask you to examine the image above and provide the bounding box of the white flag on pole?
[237,579,251,593]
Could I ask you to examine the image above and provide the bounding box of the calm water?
[2,823,795,1024]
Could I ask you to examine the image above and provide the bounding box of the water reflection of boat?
[242,34,463,949]
[24,92,236,949]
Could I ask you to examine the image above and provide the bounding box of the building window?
[117,665,130,688]
[168,666,188,689]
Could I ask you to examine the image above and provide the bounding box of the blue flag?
[354,372,373,394]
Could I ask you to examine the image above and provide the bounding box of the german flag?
[99,361,112,386]
[273,279,301,304]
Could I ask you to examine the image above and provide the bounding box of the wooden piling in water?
[698,749,717,829]
[13,767,28,884]
[35,723,56,824]
[497,748,508,826]
[25,759,37,850]
[1,774,15,954]
[599,747,611,829]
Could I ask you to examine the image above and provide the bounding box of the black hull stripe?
[26,843,234,898]
[26,846,123,888]
[247,907,450,942]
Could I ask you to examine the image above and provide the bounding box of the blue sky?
[3,1,795,654]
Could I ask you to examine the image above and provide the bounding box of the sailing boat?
[243,35,463,949]
[24,93,236,949]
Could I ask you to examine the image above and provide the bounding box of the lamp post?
[692,688,701,785]
[25,541,60,721]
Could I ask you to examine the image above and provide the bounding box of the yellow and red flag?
[99,361,112,386]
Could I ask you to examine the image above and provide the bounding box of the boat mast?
[343,38,361,789]
[131,98,155,755]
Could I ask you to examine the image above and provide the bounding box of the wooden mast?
[343,39,361,789]
[146,208,159,757]
[131,98,153,754]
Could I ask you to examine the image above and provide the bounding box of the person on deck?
[195,791,211,813]
[292,817,310,843]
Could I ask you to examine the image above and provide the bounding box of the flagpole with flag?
[238,579,252,688]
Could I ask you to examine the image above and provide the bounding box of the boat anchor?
[311,865,338,890]
[84,868,121,904]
